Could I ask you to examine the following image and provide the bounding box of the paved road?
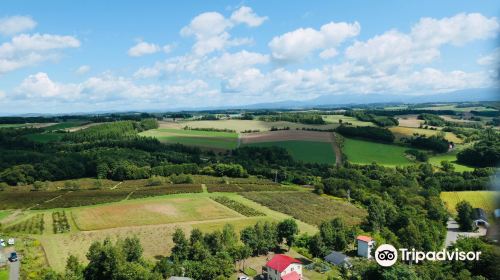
[445,218,487,247]
[8,259,19,280]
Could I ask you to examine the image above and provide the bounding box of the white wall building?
[357,235,375,258]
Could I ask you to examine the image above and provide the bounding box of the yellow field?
[396,115,424,128]
[36,192,318,272]
[440,191,499,214]
[159,119,339,132]
[389,126,463,143]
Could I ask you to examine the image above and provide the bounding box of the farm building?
[264,254,303,280]
[357,235,375,258]
[472,208,489,228]
[325,251,351,268]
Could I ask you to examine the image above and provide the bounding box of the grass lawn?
[428,152,474,172]
[72,196,240,230]
[440,191,499,214]
[245,140,336,164]
[0,268,7,280]
[343,138,412,166]
[139,128,238,149]
[0,210,12,221]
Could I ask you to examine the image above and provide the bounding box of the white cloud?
[477,48,500,66]
[411,13,499,47]
[208,50,269,77]
[16,72,79,99]
[0,90,5,100]
[319,48,338,59]
[269,21,360,62]
[128,41,160,57]
[0,33,80,74]
[15,72,210,103]
[180,9,261,56]
[346,13,499,72]
[75,65,91,75]
[0,16,37,36]
[230,6,268,27]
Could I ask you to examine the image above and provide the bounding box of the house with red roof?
[356,235,375,258]
[264,254,302,280]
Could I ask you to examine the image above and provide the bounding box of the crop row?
[130,184,202,199]
[241,192,367,226]
[211,196,264,217]
[52,211,70,233]
[6,214,45,234]
[206,183,289,193]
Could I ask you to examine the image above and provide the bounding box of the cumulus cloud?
[180,8,263,56]
[128,41,161,57]
[0,15,37,36]
[411,13,499,47]
[0,33,80,74]
[269,21,360,62]
[16,72,79,99]
[75,65,91,75]
[15,72,210,103]
[208,50,269,77]
[230,6,268,27]
[346,13,499,72]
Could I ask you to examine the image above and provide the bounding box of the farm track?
[110,182,123,190]
[330,133,343,167]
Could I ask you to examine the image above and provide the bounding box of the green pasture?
[245,140,336,164]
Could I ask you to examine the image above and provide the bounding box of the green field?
[322,115,375,126]
[139,128,238,149]
[440,191,499,214]
[0,123,28,128]
[343,138,412,166]
[0,210,11,221]
[24,133,64,143]
[419,105,497,112]
[246,140,336,164]
[0,268,8,280]
[428,152,474,172]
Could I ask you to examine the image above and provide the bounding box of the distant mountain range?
[241,88,499,109]
[3,88,499,116]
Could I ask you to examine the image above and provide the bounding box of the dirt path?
[110,182,123,190]
[201,184,208,193]
[330,133,343,167]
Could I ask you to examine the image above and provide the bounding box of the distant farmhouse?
[356,235,375,258]
[264,254,303,280]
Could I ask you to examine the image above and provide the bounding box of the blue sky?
[0,0,499,114]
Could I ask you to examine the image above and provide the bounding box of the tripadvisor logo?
[375,244,482,267]
[375,244,398,267]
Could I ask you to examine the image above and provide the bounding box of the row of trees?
[336,125,395,143]
[258,113,326,124]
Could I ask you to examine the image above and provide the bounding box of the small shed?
[324,251,351,268]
